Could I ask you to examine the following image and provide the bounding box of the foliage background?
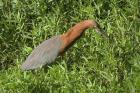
[0,0,140,93]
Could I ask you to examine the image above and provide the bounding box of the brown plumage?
[21,20,107,70]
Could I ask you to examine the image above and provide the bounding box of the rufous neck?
[60,20,95,53]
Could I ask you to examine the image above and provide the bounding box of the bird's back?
[21,36,62,70]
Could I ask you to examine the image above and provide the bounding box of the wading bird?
[21,20,107,70]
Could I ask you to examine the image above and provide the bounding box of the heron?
[21,20,107,70]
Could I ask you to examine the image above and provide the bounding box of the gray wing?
[21,36,62,70]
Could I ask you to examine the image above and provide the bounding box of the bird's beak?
[93,21,108,38]
[96,27,108,38]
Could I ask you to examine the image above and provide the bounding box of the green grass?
[0,0,140,93]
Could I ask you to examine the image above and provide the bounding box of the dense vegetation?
[0,0,140,93]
